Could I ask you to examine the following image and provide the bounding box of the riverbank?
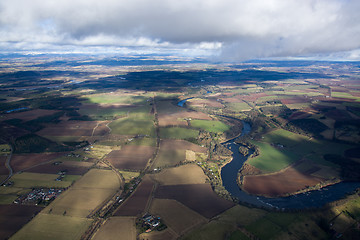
[221,121,360,209]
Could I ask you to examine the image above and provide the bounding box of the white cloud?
[0,0,360,60]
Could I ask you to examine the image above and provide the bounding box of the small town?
[13,188,64,205]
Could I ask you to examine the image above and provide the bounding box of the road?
[1,146,13,185]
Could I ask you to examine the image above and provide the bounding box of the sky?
[1,0,360,61]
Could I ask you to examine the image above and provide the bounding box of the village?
[13,188,63,205]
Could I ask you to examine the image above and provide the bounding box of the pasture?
[159,127,199,139]
[190,120,230,133]
[247,141,300,172]
[83,92,150,105]
[182,220,234,240]
[149,199,208,235]
[10,213,92,240]
[10,172,79,188]
[225,101,252,112]
[108,115,155,136]
[92,217,136,240]
[247,128,353,175]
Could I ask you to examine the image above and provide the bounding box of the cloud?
[0,0,360,60]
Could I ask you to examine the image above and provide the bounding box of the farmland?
[247,141,300,172]
[92,217,136,240]
[159,127,199,140]
[10,172,79,188]
[190,120,230,133]
[10,153,66,172]
[154,139,206,168]
[10,213,92,240]
[105,145,155,171]
[0,55,359,240]
[46,169,120,217]
[242,166,324,197]
[155,183,235,218]
[149,199,208,235]
[108,115,155,136]
[0,205,43,239]
[151,164,208,185]
[114,176,154,216]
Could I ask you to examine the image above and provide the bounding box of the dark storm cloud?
[0,0,360,60]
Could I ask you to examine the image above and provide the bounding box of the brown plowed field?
[25,161,93,175]
[160,139,206,153]
[0,204,42,239]
[154,183,234,218]
[0,123,29,142]
[242,167,324,197]
[105,145,155,170]
[11,152,65,172]
[280,97,308,105]
[4,109,59,121]
[114,176,154,216]
[149,199,208,235]
[0,155,8,175]
[36,121,99,136]
[288,111,312,120]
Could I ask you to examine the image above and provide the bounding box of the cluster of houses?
[55,169,68,181]
[14,188,63,205]
[142,213,161,231]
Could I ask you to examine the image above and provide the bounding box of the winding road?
[1,146,13,185]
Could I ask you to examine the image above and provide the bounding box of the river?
[221,121,360,210]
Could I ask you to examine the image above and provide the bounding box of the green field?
[259,129,352,167]
[0,194,18,204]
[10,173,80,188]
[154,149,185,168]
[126,137,156,146]
[245,218,282,239]
[331,91,359,100]
[108,115,155,136]
[247,141,300,172]
[10,213,92,240]
[217,205,266,226]
[79,104,151,118]
[190,120,230,133]
[182,221,234,240]
[159,127,199,139]
[226,102,252,112]
[229,230,250,240]
[84,93,149,105]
